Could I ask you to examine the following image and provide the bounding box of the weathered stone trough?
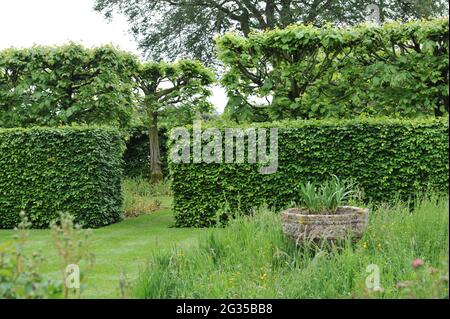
[280,206,369,244]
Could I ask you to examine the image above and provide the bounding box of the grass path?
[0,197,204,299]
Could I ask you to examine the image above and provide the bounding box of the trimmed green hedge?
[170,118,449,227]
[0,127,125,228]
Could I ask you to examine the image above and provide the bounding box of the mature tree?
[217,18,449,121]
[0,44,138,128]
[133,60,215,181]
[0,43,214,182]
[94,0,449,63]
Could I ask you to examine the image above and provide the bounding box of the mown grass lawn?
[0,196,204,299]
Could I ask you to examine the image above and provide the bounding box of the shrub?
[0,127,125,228]
[170,118,449,227]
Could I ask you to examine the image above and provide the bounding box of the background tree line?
[94,0,449,63]
[0,44,214,181]
[218,18,449,122]
[1,2,449,181]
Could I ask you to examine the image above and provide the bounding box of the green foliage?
[123,178,172,198]
[94,0,448,64]
[50,213,95,299]
[0,127,125,228]
[135,59,215,181]
[218,18,449,121]
[298,176,354,213]
[0,213,63,299]
[0,198,191,298]
[170,118,449,227]
[136,60,215,116]
[122,178,171,218]
[135,195,449,298]
[0,43,138,128]
[123,126,168,178]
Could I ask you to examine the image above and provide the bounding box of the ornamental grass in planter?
[281,176,369,244]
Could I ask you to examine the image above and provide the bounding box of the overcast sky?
[0,0,227,112]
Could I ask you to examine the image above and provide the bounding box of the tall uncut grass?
[135,194,449,299]
[122,178,172,217]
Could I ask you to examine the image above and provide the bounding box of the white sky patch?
[0,0,227,112]
[0,0,138,53]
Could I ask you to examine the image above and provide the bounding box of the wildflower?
[363,242,368,249]
[411,259,424,269]
[260,273,268,281]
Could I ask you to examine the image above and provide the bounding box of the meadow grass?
[135,194,449,299]
[122,178,172,218]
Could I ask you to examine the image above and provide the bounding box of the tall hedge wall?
[170,118,449,227]
[0,127,125,228]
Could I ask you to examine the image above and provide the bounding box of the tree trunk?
[240,10,251,36]
[265,0,276,29]
[279,0,292,27]
[149,113,163,183]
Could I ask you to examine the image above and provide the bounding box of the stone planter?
[280,206,369,244]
